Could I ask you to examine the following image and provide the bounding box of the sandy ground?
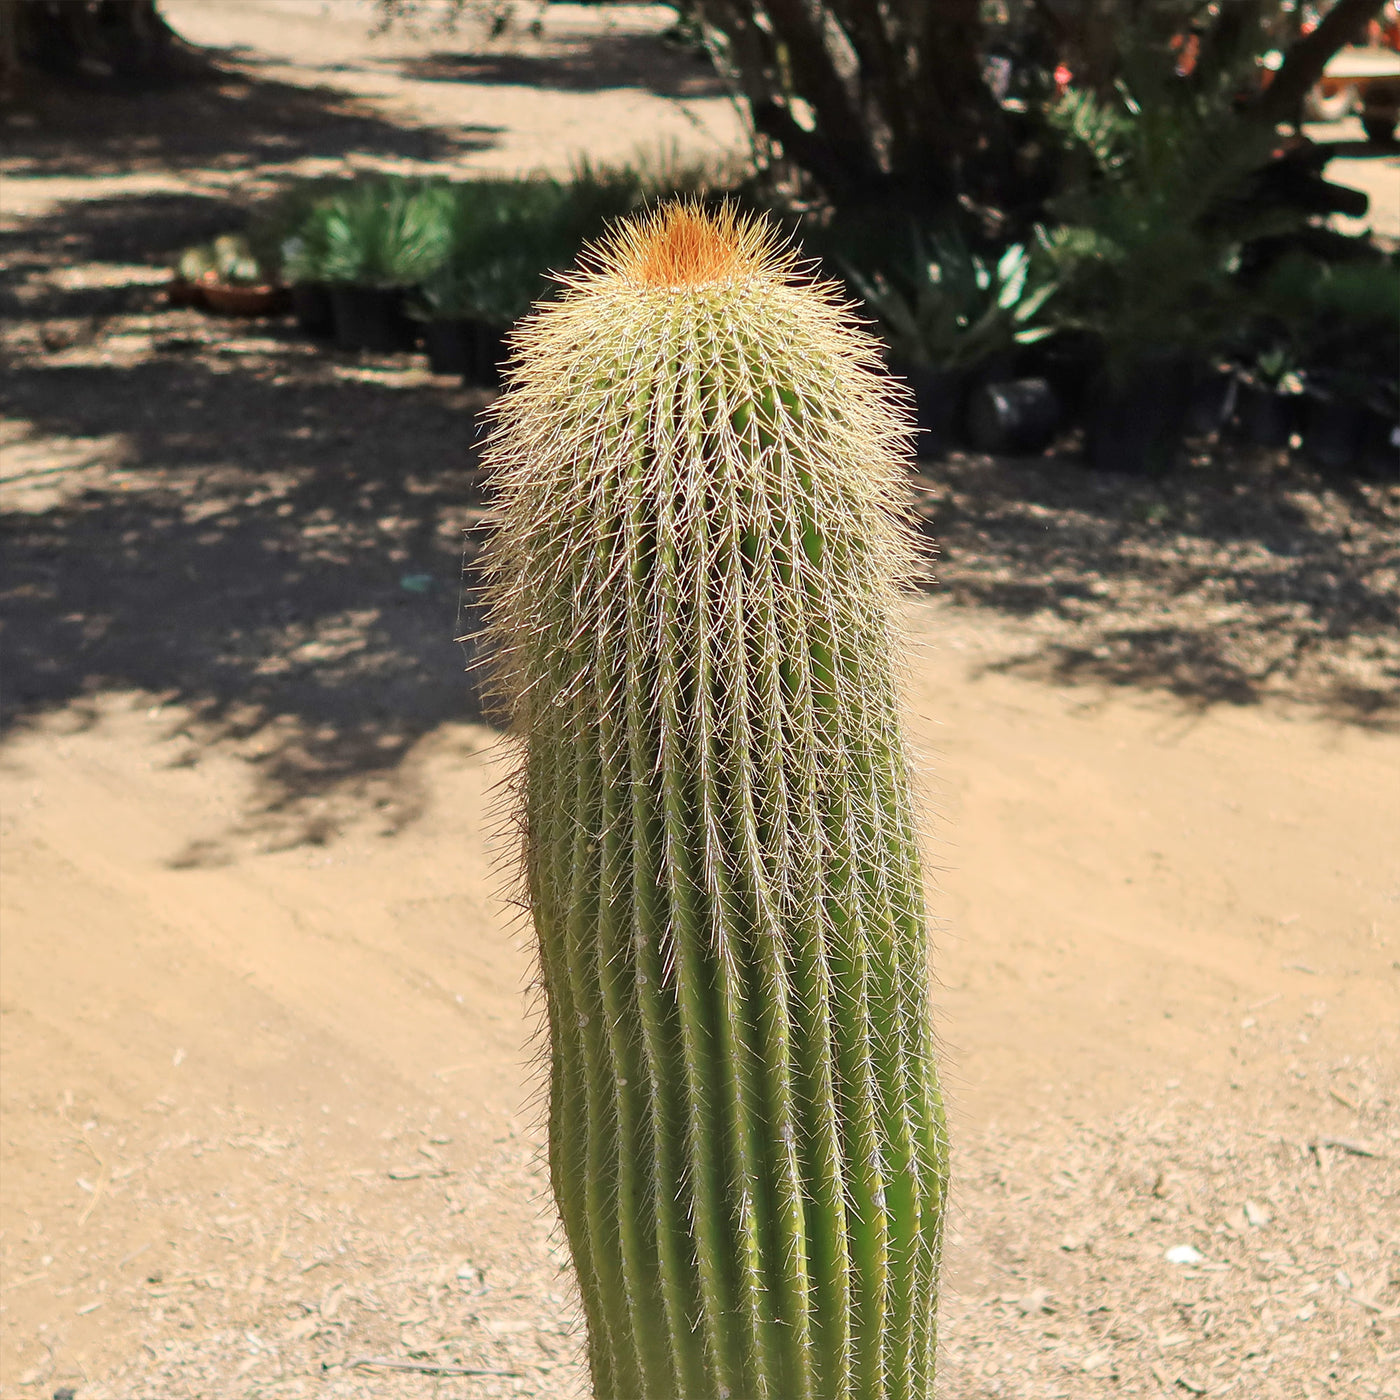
[2,5,1398,1398]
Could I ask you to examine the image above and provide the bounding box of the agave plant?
[844,221,1056,372]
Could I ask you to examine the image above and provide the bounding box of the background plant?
[843,223,1055,372]
[318,178,455,289]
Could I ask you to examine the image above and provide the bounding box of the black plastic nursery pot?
[466,320,508,389]
[1360,409,1400,478]
[1302,394,1369,474]
[965,376,1061,456]
[1026,331,1099,422]
[1186,366,1238,439]
[1234,380,1301,449]
[290,281,335,338]
[1084,358,1194,474]
[329,284,418,354]
[422,318,477,376]
[886,355,966,459]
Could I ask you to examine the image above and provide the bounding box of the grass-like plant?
[318,177,454,289]
[416,179,580,326]
[482,202,948,1400]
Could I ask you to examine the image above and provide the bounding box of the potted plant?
[410,180,558,382]
[843,222,1058,457]
[1247,250,1400,472]
[167,243,215,307]
[280,196,343,338]
[1042,69,1304,472]
[415,170,644,385]
[321,178,454,353]
[1234,345,1305,448]
[177,234,286,317]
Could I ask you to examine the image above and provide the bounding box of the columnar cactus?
[481,203,948,1400]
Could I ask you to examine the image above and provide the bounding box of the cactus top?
[603,202,781,288]
[482,201,922,729]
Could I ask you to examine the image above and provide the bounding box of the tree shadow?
[1,318,497,856]
[1,46,499,178]
[913,451,1400,726]
[397,35,724,100]
[0,193,252,325]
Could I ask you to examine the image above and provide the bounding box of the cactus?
[481,203,948,1400]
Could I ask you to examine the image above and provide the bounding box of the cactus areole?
[481,204,949,1400]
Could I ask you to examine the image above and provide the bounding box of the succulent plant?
[482,203,948,1400]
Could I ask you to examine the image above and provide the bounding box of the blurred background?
[1,3,1397,1399]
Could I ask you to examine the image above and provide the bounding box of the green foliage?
[279,197,342,285]
[842,221,1056,371]
[415,147,734,324]
[1247,251,1400,402]
[173,233,269,287]
[318,178,455,289]
[1040,72,1301,381]
[417,167,638,325]
[483,203,948,1400]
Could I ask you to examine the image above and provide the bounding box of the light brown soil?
[2,5,1398,1399]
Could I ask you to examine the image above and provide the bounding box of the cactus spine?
[483,204,948,1400]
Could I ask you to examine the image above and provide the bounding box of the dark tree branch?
[760,0,870,159]
[749,95,867,199]
[1253,0,1385,123]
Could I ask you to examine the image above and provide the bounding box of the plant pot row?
[1181,370,1396,476]
[887,357,1063,460]
[889,352,1397,478]
[289,282,506,386]
[420,318,506,387]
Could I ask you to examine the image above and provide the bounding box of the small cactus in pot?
[481,203,948,1400]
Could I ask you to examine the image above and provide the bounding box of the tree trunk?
[1252,0,1385,124]
[1,0,177,89]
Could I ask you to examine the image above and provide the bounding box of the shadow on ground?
[912,452,1400,724]
[397,34,723,100]
[1,295,495,856]
[1,49,498,178]
[2,166,1396,860]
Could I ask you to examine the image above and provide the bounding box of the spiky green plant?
[482,203,948,1400]
[320,178,453,289]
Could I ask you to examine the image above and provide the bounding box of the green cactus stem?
[481,203,948,1400]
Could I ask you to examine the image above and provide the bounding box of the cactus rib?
[484,203,949,1400]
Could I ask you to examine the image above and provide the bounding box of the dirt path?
[2,5,1398,1398]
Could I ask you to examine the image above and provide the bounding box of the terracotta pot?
[200,280,289,317]
[165,276,206,308]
